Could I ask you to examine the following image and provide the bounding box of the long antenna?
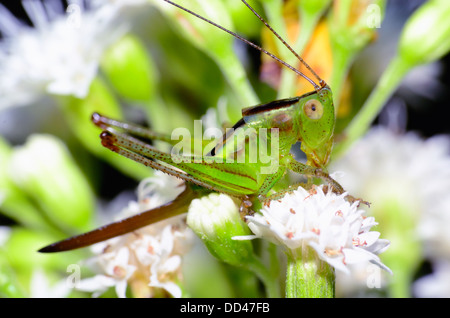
[162,0,320,91]
[241,0,325,88]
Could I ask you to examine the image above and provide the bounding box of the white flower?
[132,226,183,298]
[330,127,450,261]
[77,247,136,298]
[237,185,391,274]
[413,261,450,297]
[0,226,10,246]
[133,170,187,213]
[30,269,71,298]
[77,173,194,298]
[92,0,152,11]
[187,193,256,267]
[0,1,128,109]
[187,193,242,239]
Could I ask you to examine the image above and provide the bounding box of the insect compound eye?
[304,99,324,120]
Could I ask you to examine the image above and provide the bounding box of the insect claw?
[345,194,371,208]
[91,112,101,124]
[239,197,253,219]
[91,112,108,129]
[100,130,119,151]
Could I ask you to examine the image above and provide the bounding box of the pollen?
[324,247,342,257]
[352,237,367,247]
[113,265,127,278]
[304,187,318,200]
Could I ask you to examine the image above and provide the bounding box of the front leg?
[282,156,343,193]
[238,165,287,217]
[284,156,370,207]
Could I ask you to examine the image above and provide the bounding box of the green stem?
[333,56,411,158]
[268,243,280,282]
[285,247,335,298]
[277,10,319,99]
[0,253,26,298]
[328,41,353,110]
[374,199,421,298]
[247,256,281,298]
[219,50,260,108]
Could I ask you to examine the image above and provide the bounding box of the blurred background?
[0,0,449,298]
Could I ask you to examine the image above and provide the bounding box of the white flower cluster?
[237,185,391,274]
[331,127,450,260]
[76,172,194,298]
[0,0,152,109]
[331,126,450,296]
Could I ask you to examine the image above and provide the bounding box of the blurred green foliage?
[1,0,450,298]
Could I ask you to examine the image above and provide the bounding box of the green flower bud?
[399,0,450,67]
[187,193,255,267]
[9,135,94,232]
[335,0,450,156]
[328,0,386,100]
[101,34,157,101]
[0,137,54,232]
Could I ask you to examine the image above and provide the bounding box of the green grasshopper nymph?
[39,0,363,253]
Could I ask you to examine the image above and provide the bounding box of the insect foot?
[345,194,371,208]
[100,131,120,152]
[239,196,254,219]
[91,112,108,129]
[313,168,346,195]
[321,181,370,208]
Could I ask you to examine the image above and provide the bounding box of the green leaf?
[9,135,95,232]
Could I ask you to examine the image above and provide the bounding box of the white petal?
[160,255,182,274]
[76,275,116,293]
[231,235,258,241]
[115,280,128,298]
[149,280,182,298]
[366,238,391,255]
[355,231,380,247]
[343,247,391,274]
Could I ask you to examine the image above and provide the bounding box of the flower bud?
[0,137,52,231]
[328,0,386,99]
[101,34,157,101]
[9,135,94,232]
[399,0,450,67]
[187,193,255,267]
